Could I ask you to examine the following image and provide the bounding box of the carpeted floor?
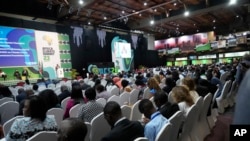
[204,107,234,141]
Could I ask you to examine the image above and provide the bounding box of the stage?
[0,78,39,87]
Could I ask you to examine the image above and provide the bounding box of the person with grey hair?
[57,117,87,141]
[58,85,71,103]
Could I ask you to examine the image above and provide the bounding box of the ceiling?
[0,0,250,39]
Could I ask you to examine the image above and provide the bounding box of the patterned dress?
[5,115,57,141]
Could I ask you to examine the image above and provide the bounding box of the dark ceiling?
[0,0,250,39]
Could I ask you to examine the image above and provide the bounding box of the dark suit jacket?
[159,102,180,119]
[101,118,144,141]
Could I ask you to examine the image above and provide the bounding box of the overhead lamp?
[184,11,189,16]
[104,16,107,20]
[88,21,91,25]
[79,0,84,5]
[144,2,147,6]
[183,4,189,17]
[229,0,237,5]
[165,11,169,17]
[122,10,125,14]
[150,20,155,25]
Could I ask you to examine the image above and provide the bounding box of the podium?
[57,68,64,78]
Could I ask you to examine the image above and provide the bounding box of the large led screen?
[0,26,37,67]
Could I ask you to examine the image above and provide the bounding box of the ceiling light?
[165,11,169,17]
[174,3,177,6]
[144,2,147,6]
[213,26,216,29]
[122,11,125,14]
[150,20,155,25]
[132,10,136,13]
[229,0,237,5]
[139,13,142,16]
[104,16,107,20]
[183,4,189,17]
[197,29,199,32]
[236,15,239,18]
[88,21,91,25]
[213,19,216,23]
[184,11,189,16]
[79,0,84,5]
[154,9,157,12]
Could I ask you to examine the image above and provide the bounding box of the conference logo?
[88,64,99,74]
[42,35,53,46]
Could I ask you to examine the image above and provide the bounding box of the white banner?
[35,31,61,79]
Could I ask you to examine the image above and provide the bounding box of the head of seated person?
[57,117,87,141]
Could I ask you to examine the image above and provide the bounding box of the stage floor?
[0,78,39,86]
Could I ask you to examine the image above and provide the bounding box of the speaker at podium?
[57,68,64,78]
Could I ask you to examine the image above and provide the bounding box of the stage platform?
[0,78,39,87]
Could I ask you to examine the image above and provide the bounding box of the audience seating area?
[0,65,240,141]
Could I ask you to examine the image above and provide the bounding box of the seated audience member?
[171,85,194,117]
[5,95,57,141]
[0,86,14,100]
[16,88,26,103]
[233,69,250,124]
[162,77,176,94]
[78,87,103,122]
[120,79,132,93]
[13,70,21,80]
[154,90,179,119]
[147,77,161,98]
[206,69,223,97]
[138,99,168,141]
[64,84,85,119]
[39,89,60,111]
[95,84,111,100]
[0,69,7,81]
[58,85,71,103]
[182,77,200,102]
[32,84,39,95]
[93,78,101,89]
[79,79,91,90]
[101,101,144,141]
[57,117,87,141]
[154,74,161,84]
[18,89,34,115]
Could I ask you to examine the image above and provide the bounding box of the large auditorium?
[0,0,250,141]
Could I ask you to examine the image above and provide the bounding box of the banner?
[35,31,61,79]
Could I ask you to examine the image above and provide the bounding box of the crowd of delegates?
[0,53,249,140]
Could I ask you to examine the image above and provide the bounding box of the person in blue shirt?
[138,99,169,141]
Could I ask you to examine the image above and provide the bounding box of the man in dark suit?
[101,101,144,141]
[154,90,180,119]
